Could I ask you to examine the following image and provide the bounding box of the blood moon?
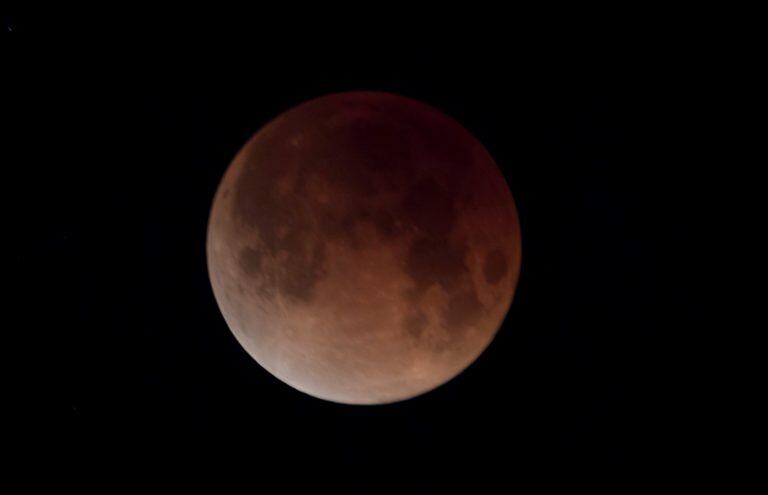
[207,92,521,404]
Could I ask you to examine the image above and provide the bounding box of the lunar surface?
[207,92,521,404]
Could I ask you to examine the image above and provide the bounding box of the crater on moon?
[207,91,521,404]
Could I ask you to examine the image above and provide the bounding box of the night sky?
[7,15,715,489]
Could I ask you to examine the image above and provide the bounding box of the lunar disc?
[207,91,521,404]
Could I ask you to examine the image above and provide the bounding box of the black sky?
[6,13,718,489]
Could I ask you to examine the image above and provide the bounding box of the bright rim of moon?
[207,91,521,404]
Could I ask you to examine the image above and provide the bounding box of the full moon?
[207,92,521,404]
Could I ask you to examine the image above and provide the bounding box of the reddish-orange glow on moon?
[207,92,521,404]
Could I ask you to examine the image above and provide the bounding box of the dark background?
[6,13,717,489]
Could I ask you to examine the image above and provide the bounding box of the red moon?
[207,92,521,404]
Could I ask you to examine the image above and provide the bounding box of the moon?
[207,92,521,404]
